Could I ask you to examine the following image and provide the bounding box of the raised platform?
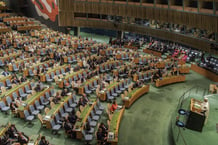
[171,87,218,145]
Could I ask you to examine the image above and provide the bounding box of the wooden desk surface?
[123,85,150,108]
[0,123,11,137]
[18,87,51,111]
[0,81,30,102]
[107,107,125,145]
[74,102,96,139]
[43,95,72,128]
[191,64,218,82]
[155,75,186,87]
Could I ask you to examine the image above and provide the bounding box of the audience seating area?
[0,7,217,145]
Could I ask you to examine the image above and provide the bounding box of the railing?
[171,86,209,145]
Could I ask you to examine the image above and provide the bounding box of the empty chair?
[6,96,12,106]
[0,82,5,89]
[56,70,60,76]
[29,105,39,116]
[71,56,77,63]
[50,119,61,134]
[30,82,35,89]
[28,69,35,77]
[50,89,56,97]
[0,101,10,114]
[63,103,73,113]
[93,80,98,88]
[73,76,78,81]
[45,74,53,83]
[0,60,4,67]
[50,72,55,79]
[119,83,125,91]
[89,83,95,92]
[100,66,105,73]
[87,116,97,127]
[94,105,103,116]
[24,110,35,124]
[59,107,68,118]
[40,96,49,106]
[68,98,77,108]
[68,78,73,84]
[115,85,121,94]
[84,85,92,94]
[5,79,12,89]
[55,113,63,125]
[111,88,118,97]
[106,91,114,102]
[97,100,105,111]
[68,57,73,64]
[19,88,28,100]
[13,64,19,72]
[34,100,44,111]
[82,128,94,144]
[61,68,66,75]
[25,85,32,94]
[90,110,99,121]
[45,92,50,100]
[12,92,18,100]
[73,95,78,104]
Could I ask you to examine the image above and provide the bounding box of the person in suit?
[99,123,108,137]
[97,128,107,145]
[20,75,27,83]
[2,68,10,76]
[17,132,29,145]
[39,136,50,145]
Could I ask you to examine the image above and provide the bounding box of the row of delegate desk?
[191,63,218,82]
[122,85,150,108]
[73,102,97,139]
[43,95,72,129]
[155,75,186,87]
[18,87,52,118]
[107,107,125,145]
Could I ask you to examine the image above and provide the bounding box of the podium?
[186,98,206,132]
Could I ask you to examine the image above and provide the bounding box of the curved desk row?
[73,102,96,139]
[122,85,150,108]
[143,49,162,57]
[107,107,125,145]
[17,25,41,31]
[18,87,52,118]
[57,69,86,88]
[78,77,99,95]
[179,66,190,74]
[0,81,31,102]
[43,95,72,128]
[0,52,22,63]
[124,45,138,50]
[8,56,39,71]
[191,64,218,82]
[40,64,70,82]
[23,60,55,77]
[155,75,186,87]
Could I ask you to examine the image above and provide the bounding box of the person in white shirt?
[201,97,209,124]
